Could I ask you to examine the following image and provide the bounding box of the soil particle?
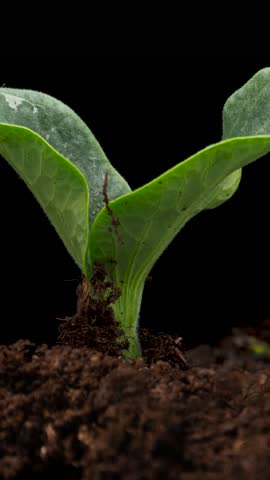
[1,332,270,479]
[57,273,127,357]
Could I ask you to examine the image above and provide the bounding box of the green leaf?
[91,136,270,357]
[0,88,130,272]
[209,67,270,210]
[223,68,270,139]
[205,169,242,210]
[0,124,90,273]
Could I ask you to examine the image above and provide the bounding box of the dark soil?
[1,279,270,479]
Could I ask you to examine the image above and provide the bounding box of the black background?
[1,55,270,348]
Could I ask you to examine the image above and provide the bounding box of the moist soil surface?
[1,282,270,479]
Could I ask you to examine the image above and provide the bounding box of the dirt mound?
[1,334,270,479]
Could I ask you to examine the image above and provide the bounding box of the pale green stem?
[112,280,144,359]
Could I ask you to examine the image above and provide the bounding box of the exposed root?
[58,264,128,356]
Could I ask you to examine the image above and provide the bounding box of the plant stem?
[112,280,144,359]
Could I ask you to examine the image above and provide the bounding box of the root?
[58,264,128,356]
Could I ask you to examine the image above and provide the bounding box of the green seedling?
[247,336,270,358]
[1,69,270,358]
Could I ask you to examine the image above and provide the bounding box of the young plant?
[1,69,270,358]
